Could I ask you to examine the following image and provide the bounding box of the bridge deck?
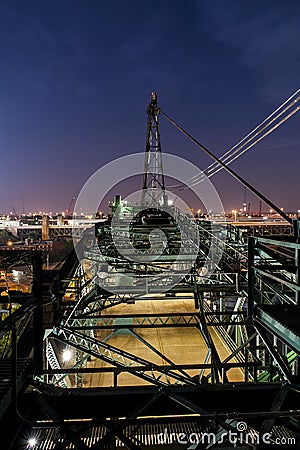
[84,297,244,387]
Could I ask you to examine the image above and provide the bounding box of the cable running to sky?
[160,109,293,225]
[168,89,300,191]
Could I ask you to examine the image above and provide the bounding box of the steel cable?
[166,89,300,190]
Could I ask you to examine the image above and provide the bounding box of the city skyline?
[0,0,299,215]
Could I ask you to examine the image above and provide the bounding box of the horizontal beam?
[25,381,295,423]
[65,320,249,330]
[85,283,245,296]
[255,308,300,354]
[253,236,300,249]
[43,360,259,376]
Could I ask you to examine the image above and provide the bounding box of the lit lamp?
[27,437,38,448]
[62,347,72,363]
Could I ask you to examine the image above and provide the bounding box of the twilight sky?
[0,0,299,215]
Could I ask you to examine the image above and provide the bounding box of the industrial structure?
[0,93,300,449]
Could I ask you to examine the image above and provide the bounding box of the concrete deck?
[83,297,244,387]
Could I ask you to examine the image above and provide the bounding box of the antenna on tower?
[141,92,167,208]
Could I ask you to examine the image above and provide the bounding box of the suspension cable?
[168,89,300,190]
[160,109,293,225]
[180,103,300,191]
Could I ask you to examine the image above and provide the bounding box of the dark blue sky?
[0,0,299,215]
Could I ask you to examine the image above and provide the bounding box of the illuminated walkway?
[84,298,244,388]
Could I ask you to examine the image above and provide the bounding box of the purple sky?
[0,0,299,215]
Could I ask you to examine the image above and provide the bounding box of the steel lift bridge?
[1,92,300,449]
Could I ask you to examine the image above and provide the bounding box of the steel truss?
[248,236,300,384]
[23,212,298,448]
[42,215,300,390]
[2,93,300,448]
[15,381,300,449]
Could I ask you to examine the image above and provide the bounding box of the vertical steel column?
[32,252,44,375]
[247,236,255,319]
[194,279,226,383]
[295,244,300,306]
[293,219,300,305]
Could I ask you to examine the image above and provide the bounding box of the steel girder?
[48,325,198,386]
[13,381,300,449]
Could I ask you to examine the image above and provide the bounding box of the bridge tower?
[141,92,167,208]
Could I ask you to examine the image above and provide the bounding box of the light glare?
[62,348,72,363]
[28,437,37,448]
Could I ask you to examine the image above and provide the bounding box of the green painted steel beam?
[255,308,300,354]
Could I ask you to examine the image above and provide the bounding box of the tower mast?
[141,92,167,208]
